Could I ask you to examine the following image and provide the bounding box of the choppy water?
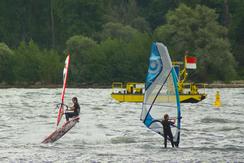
[0,88,243,162]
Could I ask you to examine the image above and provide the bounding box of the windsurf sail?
[56,54,70,127]
[140,42,181,147]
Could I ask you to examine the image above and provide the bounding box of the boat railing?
[112,82,145,94]
[112,82,126,94]
[181,82,206,94]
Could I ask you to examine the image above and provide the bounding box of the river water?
[0,88,243,162]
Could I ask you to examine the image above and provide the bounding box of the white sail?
[140,42,182,147]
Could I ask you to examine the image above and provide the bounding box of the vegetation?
[0,0,243,86]
[154,4,236,81]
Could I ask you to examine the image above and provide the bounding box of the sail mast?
[56,54,70,127]
[141,42,182,146]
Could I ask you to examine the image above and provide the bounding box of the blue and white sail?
[140,42,181,147]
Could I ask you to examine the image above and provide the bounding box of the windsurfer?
[65,97,80,121]
[161,114,175,148]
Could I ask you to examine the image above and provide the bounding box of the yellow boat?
[111,82,207,103]
[111,56,207,103]
[111,82,144,103]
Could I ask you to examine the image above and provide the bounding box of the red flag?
[185,56,197,69]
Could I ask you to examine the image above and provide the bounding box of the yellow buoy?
[214,91,221,108]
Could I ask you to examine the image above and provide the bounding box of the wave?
[179,146,244,152]
[96,124,107,129]
[38,115,49,118]
[91,107,103,111]
[201,117,229,123]
[218,126,240,131]
[110,136,136,144]
[201,117,244,124]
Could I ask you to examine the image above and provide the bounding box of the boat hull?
[111,93,206,103]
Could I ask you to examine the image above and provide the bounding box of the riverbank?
[1,81,244,89]
[0,83,111,89]
[205,80,244,88]
[205,83,244,88]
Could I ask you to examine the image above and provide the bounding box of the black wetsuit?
[161,120,174,148]
[65,103,80,121]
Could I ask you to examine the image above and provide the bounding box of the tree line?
[0,0,243,86]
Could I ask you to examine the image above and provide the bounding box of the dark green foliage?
[66,35,97,83]
[138,0,179,29]
[39,50,62,84]
[12,40,62,85]
[54,0,105,49]
[100,22,139,41]
[154,4,236,82]
[0,43,14,83]
[228,0,244,78]
[13,41,42,83]
[0,0,243,85]
[0,0,52,48]
[67,26,151,84]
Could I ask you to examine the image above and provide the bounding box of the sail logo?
[145,42,163,89]
[146,56,163,89]
[148,56,162,74]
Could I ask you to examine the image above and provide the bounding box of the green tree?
[66,35,97,83]
[154,4,236,81]
[100,22,139,42]
[0,0,52,48]
[103,0,151,32]
[86,38,125,83]
[124,32,152,81]
[228,0,244,78]
[86,31,151,83]
[104,0,139,24]
[13,40,42,84]
[39,49,62,84]
[131,17,151,33]
[0,43,14,83]
[138,0,179,29]
[54,0,105,49]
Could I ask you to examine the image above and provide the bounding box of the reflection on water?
[0,88,243,162]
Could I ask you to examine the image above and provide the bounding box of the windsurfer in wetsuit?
[161,114,175,148]
[65,97,80,121]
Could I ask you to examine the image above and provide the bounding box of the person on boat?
[161,114,175,148]
[65,97,80,121]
